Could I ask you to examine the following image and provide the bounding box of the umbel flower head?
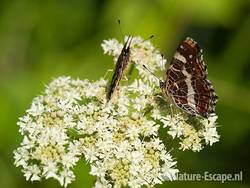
[14,36,220,188]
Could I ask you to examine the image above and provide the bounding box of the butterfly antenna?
[142,64,164,87]
[141,35,154,43]
[118,19,133,45]
[117,19,124,37]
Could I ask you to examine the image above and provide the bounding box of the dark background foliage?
[0,0,249,187]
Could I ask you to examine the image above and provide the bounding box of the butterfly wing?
[164,37,217,118]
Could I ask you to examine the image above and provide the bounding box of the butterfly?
[160,37,218,118]
[107,36,133,101]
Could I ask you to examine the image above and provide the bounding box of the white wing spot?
[182,69,196,109]
[174,52,187,63]
[171,65,181,72]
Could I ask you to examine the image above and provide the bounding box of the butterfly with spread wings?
[160,37,218,118]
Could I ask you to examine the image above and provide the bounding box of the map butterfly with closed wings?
[107,36,133,101]
[160,37,218,118]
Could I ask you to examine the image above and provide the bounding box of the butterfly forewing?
[164,37,217,118]
[107,36,133,101]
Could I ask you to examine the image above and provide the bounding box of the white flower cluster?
[161,114,219,151]
[14,36,220,188]
[14,77,88,187]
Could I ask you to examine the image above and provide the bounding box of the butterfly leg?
[103,69,113,79]
[169,103,174,118]
[124,76,129,82]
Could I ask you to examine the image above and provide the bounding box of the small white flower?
[23,165,41,181]
[58,169,75,187]
[90,163,106,177]
[26,97,44,116]
[130,151,144,164]
[43,162,58,179]
[203,127,220,146]
[101,39,123,57]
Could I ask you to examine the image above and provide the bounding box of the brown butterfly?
[144,37,218,118]
[161,37,218,118]
[107,36,133,101]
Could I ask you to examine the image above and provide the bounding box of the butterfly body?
[107,36,133,101]
[162,37,218,118]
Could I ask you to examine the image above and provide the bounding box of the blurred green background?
[0,0,250,188]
